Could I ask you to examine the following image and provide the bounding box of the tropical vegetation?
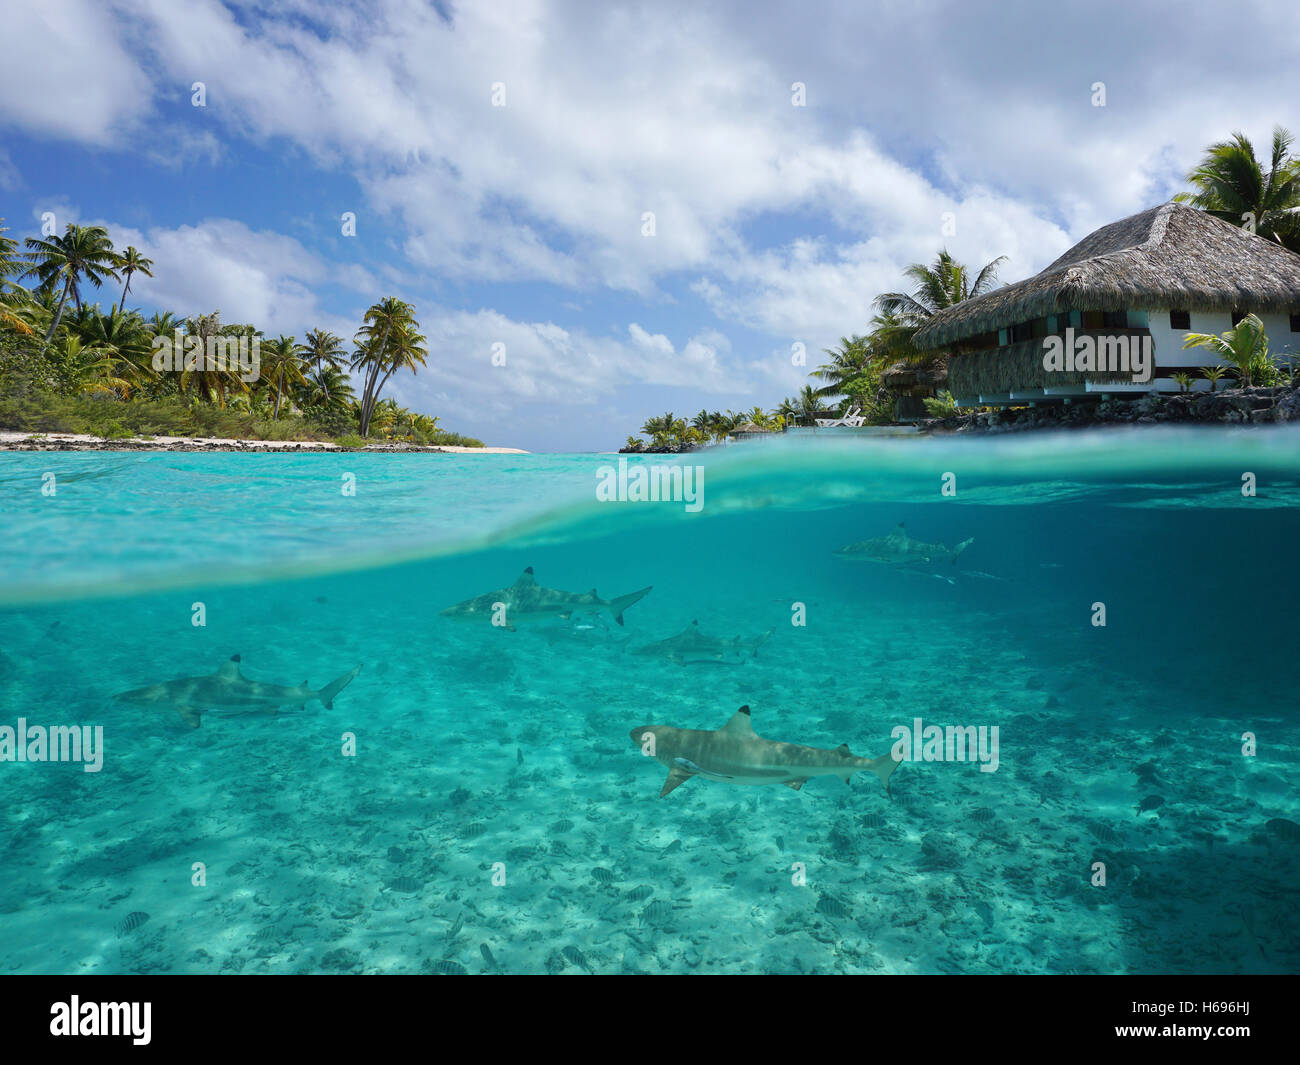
[0,217,481,447]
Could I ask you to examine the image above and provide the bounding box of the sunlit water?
[1,428,1297,974]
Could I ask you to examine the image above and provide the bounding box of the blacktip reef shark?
[834,522,973,566]
[630,705,901,797]
[631,620,774,666]
[439,567,652,630]
[116,654,363,729]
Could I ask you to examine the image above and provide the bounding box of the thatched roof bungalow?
[912,203,1300,406]
[880,355,948,421]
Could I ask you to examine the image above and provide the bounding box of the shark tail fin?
[868,752,903,796]
[317,664,363,709]
[952,537,974,563]
[609,586,652,626]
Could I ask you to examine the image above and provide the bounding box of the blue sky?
[2,0,1298,451]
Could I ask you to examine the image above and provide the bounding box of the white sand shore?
[0,431,527,454]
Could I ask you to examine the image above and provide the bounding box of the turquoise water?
[1,429,1298,974]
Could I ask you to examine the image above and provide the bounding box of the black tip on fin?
[737,705,750,716]
[615,614,625,626]
[524,566,534,574]
[230,654,241,662]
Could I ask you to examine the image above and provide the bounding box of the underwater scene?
[1,428,1298,976]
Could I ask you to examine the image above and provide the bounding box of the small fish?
[815,895,850,919]
[625,885,654,902]
[385,846,407,864]
[446,913,464,940]
[431,959,467,975]
[970,807,996,825]
[116,911,150,937]
[516,748,524,766]
[480,943,496,969]
[1088,822,1121,844]
[550,819,574,833]
[1135,795,1164,815]
[641,900,674,927]
[591,867,616,884]
[562,945,593,973]
[386,877,423,893]
[459,822,487,839]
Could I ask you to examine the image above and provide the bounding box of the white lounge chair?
[815,406,861,428]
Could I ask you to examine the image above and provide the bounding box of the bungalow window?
[1231,308,1249,326]
[1290,312,1300,332]
[1031,317,1049,339]
[1081,310,1105,329]
[1011,321,1033,343]
[1102,310,1127,329]
[1169,310,1191,330]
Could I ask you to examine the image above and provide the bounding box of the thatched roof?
[880,356,949,391]
[914,203,1300,350]
[733,422,772,434]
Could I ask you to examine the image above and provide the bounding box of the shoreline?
[0,431,528,454]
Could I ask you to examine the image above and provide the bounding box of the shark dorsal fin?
[721,705,755,736]
[514,568,537,587]
[893,523,907,534]
[218,655,243,680]
[836,743,852,756]
[691,619,699,627]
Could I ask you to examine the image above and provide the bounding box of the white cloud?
[0,1,153,145]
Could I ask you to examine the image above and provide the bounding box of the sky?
[2,0,1298,451]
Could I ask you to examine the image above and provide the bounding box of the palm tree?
[873,250,1007,358]
[179,311,252,408]
[351,298,427,436]
[147,310,179,336]
[301,364,355,411]
[1174,127,1300,252]
[21,224,120,343]
[259,334,307,419]
[302,327,348,394]
[810,335,871,399]
[1182,313,1276,388]
[70,307,156,390]
[0,219,35,335]
[114,246,155,314]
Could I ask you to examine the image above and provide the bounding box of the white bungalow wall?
[1143,308,1300,369]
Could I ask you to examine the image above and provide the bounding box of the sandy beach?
[0,432,528,454]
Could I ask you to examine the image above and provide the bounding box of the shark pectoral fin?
[176,706,203,729]
[784,779,807,791]
[660,765,694,798]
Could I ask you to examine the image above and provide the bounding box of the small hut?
[731,421,776,439]
[912,203,1300,407]
[880,355,949,421]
